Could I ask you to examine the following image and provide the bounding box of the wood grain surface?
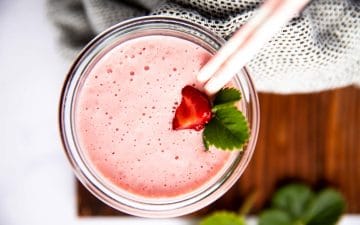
[77,86,360,216]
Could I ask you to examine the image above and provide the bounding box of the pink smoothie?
[75,35,232,198]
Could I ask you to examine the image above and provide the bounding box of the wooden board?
[77,86,360,216]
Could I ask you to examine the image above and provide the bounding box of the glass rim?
[59,15,260,218]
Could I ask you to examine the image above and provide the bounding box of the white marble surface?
[0,0,358,224]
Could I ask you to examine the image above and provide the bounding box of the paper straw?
[197,0,311,95]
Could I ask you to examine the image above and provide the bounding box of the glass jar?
[59,16,259,218]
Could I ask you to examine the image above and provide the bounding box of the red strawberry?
[172,85,212,131]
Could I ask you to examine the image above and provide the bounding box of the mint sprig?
[259,184,346,225]
[271,184,315,219]
[304,189,346,225]
[200,211,246,225]
[214,87,242,102]
[203,87,249,151]
[198,183,346,225]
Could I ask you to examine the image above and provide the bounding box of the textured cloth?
[47,0,360,93]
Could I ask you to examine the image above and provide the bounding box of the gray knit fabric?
[47,0,360,93]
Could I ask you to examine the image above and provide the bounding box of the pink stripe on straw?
[197,0,311,95]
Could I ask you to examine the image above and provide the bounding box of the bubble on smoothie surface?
[75,35,229,198]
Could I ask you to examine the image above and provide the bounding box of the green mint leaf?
[203,106,249,150]
[266,184,345,225]
[304,189,345,225]
[212,102,239,112]
[259,209,293,225]
[272,184,315,220]
[213,87,242,106]
[199,211,246,225]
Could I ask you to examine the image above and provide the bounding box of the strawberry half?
[172,85,212,131]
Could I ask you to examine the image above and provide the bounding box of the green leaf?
[203,107,249,150]
[203,87,248,151]
[212,102,240,112]
[259,209,293,225]
[272,184,315,220]
[213,87,242,106]
[304,189,345,225]
[199,211,246,225]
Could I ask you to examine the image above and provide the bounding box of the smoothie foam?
[75,35,231,198]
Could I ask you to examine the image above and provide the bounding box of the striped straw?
[197,0,311,95]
